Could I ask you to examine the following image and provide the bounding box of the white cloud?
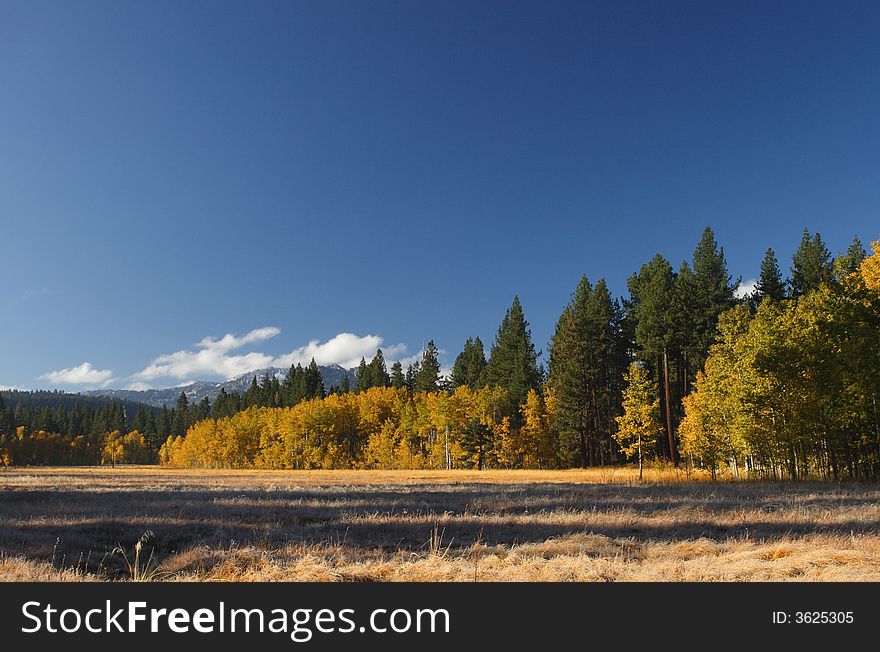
[273,333,407,370]
[131,328,411,382]
[0,384,22,391]
[133,326,281,381]
[735,278,757,299]
[198,326,281,353]
[135,350,275,381]
[40,362,114,387]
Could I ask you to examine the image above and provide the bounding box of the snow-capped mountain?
[83,364,357,408]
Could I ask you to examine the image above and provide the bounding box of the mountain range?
[83,365,358,408]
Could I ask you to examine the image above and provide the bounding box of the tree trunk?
[663,348,677,466]
[637,433,643,481]
[590,385,600,467]
[579,429,588,469]
[657,353,667,459]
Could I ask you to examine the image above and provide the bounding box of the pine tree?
[415,341,441,392]
[628,254,678,463]
[451,337,487,388]
[193,397,211,422]
[549,278,625,466]
[405,362,420,391]
[172,391,189,436]
[482,297,541,423]
[304,358,325,399]
[390,362,405,389]
[339,374,352,394]
[790,227,833,297]
[690,227,738,369]
[355,357,370,393]
[548,277,593,467]
[368,349,391,388]
[244,376,260,407]
[756,248,786,302]
[838,235,867,275]
[461,418,493,471]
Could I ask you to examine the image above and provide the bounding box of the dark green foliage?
[451,337,486,389]
[355,358,370,393]
[548,277,627,467]
[790,227,833,296]
[628,255,676,360]
[390,362,405,389]
[368,349,391,388]
[415,341,441,392]
[756,248,786,302]
[689,227,738,369]
[482,297,541,423]
[304,359,325,399]
[171,391,190,436]
[405,362,419,391]
[461,418,493,471]
[839,236,867,275]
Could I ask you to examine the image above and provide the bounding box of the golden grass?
[0,466,877,582]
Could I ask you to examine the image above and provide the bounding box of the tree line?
[4,227,879,478]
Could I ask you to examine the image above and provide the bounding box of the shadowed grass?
[0,466,877,581]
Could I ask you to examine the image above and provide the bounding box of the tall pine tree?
[482,296,541,425]
[451,337,486,389]
[790,227,833,297]
[756,248,786,302]
[390,362,405,389]
[368,349,391,388]
[415,341,441,392]
[628,254,677,463]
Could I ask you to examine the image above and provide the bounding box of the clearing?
[0,467,877,581]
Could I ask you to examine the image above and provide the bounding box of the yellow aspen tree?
[101,430,125,467]
[520,389,555,469]
[861,240,880,292]
[614,362,661,480]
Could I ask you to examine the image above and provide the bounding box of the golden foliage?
[862,240,880,292]
[163,386,559,470]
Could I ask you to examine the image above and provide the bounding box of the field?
[1,466,878,581]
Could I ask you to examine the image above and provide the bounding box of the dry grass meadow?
[1,466,878,581]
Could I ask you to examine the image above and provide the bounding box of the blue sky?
[2,0,879,390]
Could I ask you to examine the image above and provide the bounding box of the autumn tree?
[519,388,557,468]
[614,363,661,480]
[862,240,880,292]
[102,430,125,466]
